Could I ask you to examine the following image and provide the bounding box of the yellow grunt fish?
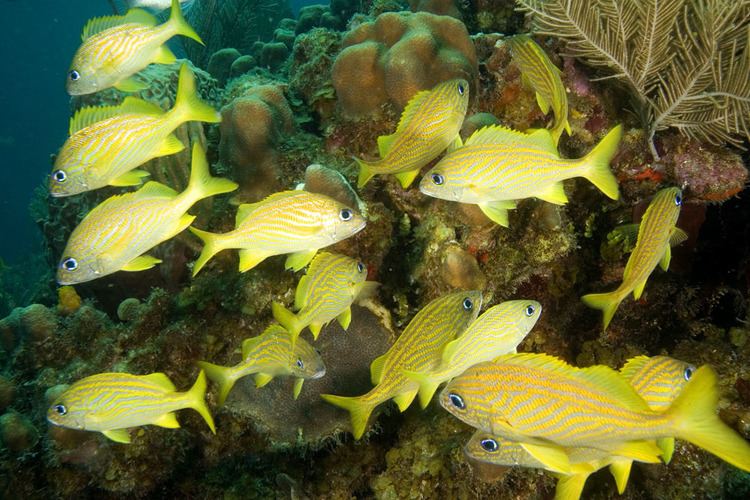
[52,64,220,197]
[197,324,326,405]
[508,34,571,145]
[419,125,621,227]
[403,299,541,408]
[582,187,688,329]
[271,252,379,341]
[321,291,482,439]
[67,0,202,95]
[355,79,470,189]
[440,353,750,474]
[47,370,215,443]
[189,191,366,276]
[57,143,237,285]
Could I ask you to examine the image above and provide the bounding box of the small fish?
[47,370,215,443]
[403,299,541,408]
[508,35,571,145]
[57,143,237,285]
[440,353,750,474]
[127,0,194,12]
[272,252,379,341]
[582,187,688,329]
[419,125,621,227]
[355,79,470,189]
[302,163,366,216]
[52,64,220,197]
[189,191,366,275]
[67,0,202,95]
[321,291,482,439]
[197,324,326,405]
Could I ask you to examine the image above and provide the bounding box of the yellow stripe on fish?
[355,79,469,189]
[52,64,220,197]
[419,125,621,226]
[403,299,541,408]
[272,252,378,342]
[440,353,750,474]
[197,324,325,405]
[67,0,202,95]
[321,291,482,439]
[189,191,366,276]
[508,34,571,145]
[582,187,688,330]
[57,143,237,285]
[47,370,215,443]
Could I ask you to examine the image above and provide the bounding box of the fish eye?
[480,438,498,452]
[52,169,67,183]
[69,70,80,81]
[357,262,365,273]
[54,404,67,416]
[525,304,535,316]
[431,173,445,185]
[296,358,304,369]
[61,257,78,272]
[339,208,353,221]
[449,392,466,410]
[683,365,695,381]
[462,298,473,311]
[457,82,465,96]
[674,194,682,206]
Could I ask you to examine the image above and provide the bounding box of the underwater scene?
[2,0,750,498]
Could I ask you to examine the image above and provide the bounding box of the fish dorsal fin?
[137,181,178,198]
[465,125,531,146]
[81,9,157,40]
[395,89,432,135]
[69,105,122,135]
[377,133,396,157]
[619,355,651,382]
[242,324,287,358]
[523,128,558,152]
[118,96,165,116]
[241,336,263,359]
[142,372,176,391]
[235,191,300,225]
[370,353,388,385]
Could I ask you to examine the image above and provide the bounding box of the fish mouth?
[311,369,326,379]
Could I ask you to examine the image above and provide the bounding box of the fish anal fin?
[535,182,568,205]
[102,429,131,443]
[659,245,672,272]
[309,322,324,340]
[536,92,551,114]
[157,134,185,157]
[478,201,511,227]
[254,373,273,388]
[632,278,647,300]
[293,378,304,399]
[393,389,418,412]
[238,249,269,273]
[153,412,180,429]
[153,44,177,65]
[337,307,352,330]
[394,169,421,189]
[121,255,162,271]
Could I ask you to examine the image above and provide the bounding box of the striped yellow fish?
[582,187,688,329]
[419,125,621,227]
[508,34,571,145]
[189,191,366,276]
[47,370,215,443]
[403,299,541,408]
[463,355,697,500]
[271,252,379,341]
[67,0,202,95]
[57,143,237,285]
[440,353,750,474]
[355,79,469,189]
[197,324,325,405]
[52,64,220,197]
[321,291,482,439]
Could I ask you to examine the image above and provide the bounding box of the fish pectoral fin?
[355,281,380,303]
[337,308,352,330]
[154,412,181,429]
[121,255,162,272]
[610,223,640,252]
[377,133,395,157]
[393,389,418,412]
[394,169,421,189]
[153,44,177,65]
[370,353,388,385]
[293,378,304,400]
[285,250,318,272]
[156,134,186,157]
[608,459,633,494]
[535,182,568,205]
[478,201,512,227]
[659,245,672,272]
[446,134,463,153]
[294,275,311,309]
[519,442,571,474]
[113,77,149,93]
[110,169,150,187]
[441,338,460,364]
[102,429,131,443]
[238,249,270,273]
[535,92,551,114]
[632,278,648,300]
[670,227,688,247]
[254,373,274,388]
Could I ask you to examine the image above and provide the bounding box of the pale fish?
[271,252,379,341]
[508,34,571,145]
[355,79,470,189]
[582,187,688,329]
[403,299,541,408]
[52,64,220,196]
[57,143,237,285]
[197,324,326,405]
[67,0,202,95]
[47,370,215,443]
[189,191,366,275]
[419,125,621,227]
[321,291,482,439]
[440,353,750,474]
[128,0,194,12]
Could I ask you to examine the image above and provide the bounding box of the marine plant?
[517,0,750,159]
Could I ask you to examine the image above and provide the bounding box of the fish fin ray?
[395,89,431,134]
[555,473,588,500]
[632,279,647,300]
[170,64,219,125]
[167,0,203,44]
[657,437,675,463]
[402,370,440,409]
[156,134,185,157]
[137,181,178,198]
[355,157,379,188]
[478,201,512,227]
[153,44,176,65]
[535,92,551,114]
[182,143,237,204]
[309,322,323,340]
[188,227,224,276]
[581,291,621,330]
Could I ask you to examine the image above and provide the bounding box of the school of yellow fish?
[45,7,750,497]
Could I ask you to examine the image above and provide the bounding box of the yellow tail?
[170,64,221,126]
[581,124,622,201]
[271,302,303,342]
[183,143,238,206]
[667,365,750,472]
[581,290,622,331]
[197,361,237,406]
[320,393,375,440]
[189,227,225,276]
[185,370,216,433]
[167,0,202,44]
[401,369,441,409]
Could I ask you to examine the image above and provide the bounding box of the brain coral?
[332,11,477,118]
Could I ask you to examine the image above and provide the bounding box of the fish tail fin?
[168,0,202,44]
[183,143,238,205]
[189,227,225,276]
[196,361,238,407]
[271,302,302,341]
[402,370,440,409]
[170,64,220,126]
[554,472,588,500]
[185,370,216,433]
[667,365,750,472]
[320,393,375,439]
[581,124,622,201]
[355,157,378,188]
[581,290,622,330]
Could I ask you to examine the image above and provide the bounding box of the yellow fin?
[81,9,157,40]
[167,0,203,44]
[608,459,632,494]
[153,44,177,65]
[377,133,395,157]
[293,378,304,399]
[197,361,234,406]
[320,393,374,440]
[370,353,387,385]
[519,442,571,474]
[119,96,165,116]
[535,92,551,114]
[402,369,440,409]
[241,335,264,359]
[446,134,463,153]
[102,429,131,443]
[294,275,311,310]
[393,388,418,412]
[157,134,186,157]
[235,192,298,225]
[465,125,533,146]
[554,473,587,500]
[619,355,650,381]
[170,64,219,125]
[670,227,688,247]
[137,181,179,198]
[285,249,318,271]
[395,89,431,134]
[581,125,622,201]
[355,156,379,188]
[337,307,352,330]
[238,249,269,273]
[69,105,121,135]
[608,440,663,463]
[632,279,647,300]
[153,412,180,429]
[659,245,672,272]
[581,290,621,331]
[309,322,323,340]
[110,169,150,187]
[114,77,149,93]
[121,255,162,271]
[478,201,512,227]
[255,373,273,388]
[441,338,460,364]
[610,223,640,252]
[142,372,176,391]
[657,437,675,463]
[535,182,568,205]
[394,169,421,189]
[185,370,215,433]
